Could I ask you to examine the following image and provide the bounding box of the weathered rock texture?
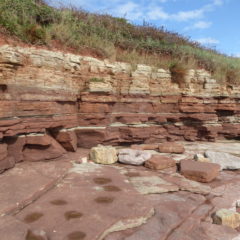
[1,44,240,171]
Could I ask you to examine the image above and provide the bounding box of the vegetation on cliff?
[0,0,240,84]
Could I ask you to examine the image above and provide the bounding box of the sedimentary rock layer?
[1,44,240,171]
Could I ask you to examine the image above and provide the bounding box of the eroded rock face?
[205,151,240,170]
[180,160,220,183]
[23,134,66,161]
[6,136,26,163]
[54,130,78,152]
[0,143,15,173]
[118,149,151,166]
[89,145,117,164]
[144,155,176,170]
[0,156,15,173]
[159,142,185,154]
[0,143,8,161]
[1,44,240,172]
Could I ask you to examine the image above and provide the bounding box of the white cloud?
[233,53,240,58]
[110,0,224,22]
[184,21,212,31]
[196,37,219,45]
[213,0,224,6]
[63,0,224,23]
[194,21,212,29]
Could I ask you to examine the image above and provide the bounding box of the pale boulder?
[89,145,117,165]
[205,151,240,170]
[118,149,151,166]
[212,209,240,229]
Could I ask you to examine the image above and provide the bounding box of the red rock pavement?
[0,149,239,240]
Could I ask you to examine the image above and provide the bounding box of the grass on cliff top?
[0,0,240,84]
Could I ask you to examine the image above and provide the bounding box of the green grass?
[0,0,240,84]
[89,77,104,83]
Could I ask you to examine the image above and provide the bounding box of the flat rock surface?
[205,150,240,170]
[0,143,240,240]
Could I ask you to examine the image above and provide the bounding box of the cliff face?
[0,44,240,171]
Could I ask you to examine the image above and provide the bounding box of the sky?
[51,0,240,57]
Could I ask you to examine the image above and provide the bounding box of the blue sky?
[51,0,240,56]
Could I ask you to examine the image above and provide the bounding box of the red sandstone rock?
[114,114,148,124]
[0,143,8,161]
[153,103,179,113]
[23,135,66,161]
[78,113,110,126]
[79,102,111,113]
[145,155,176,170]
[26,134,53,146]
[160,95,180,103]
[0,216,29,240]
[0,143,15,173]
[159,142,185,154]
[131,144,159,151]
[75,129,107,148]
[113,102,154,113]
[54,131,77,152]
[0,156,15,173]
[5,136,26,163]
[180,160,220,183]
[187,113,218,122]
[179,103,215,113]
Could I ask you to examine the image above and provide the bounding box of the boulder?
[89,145,117,165]
[180,160,220,183]
[145,155,176,170]
[23,134,66,161]
[159,142,185,154]
[212,209,240,229]
[54,130,77,152]
[205,150,240,170]
[118,149,151,166]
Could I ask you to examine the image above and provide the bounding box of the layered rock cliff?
[1,44,240,172]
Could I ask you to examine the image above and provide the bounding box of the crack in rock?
[98,208,155,240]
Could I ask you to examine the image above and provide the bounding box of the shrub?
[226,67,240,85]
[89,77,105,83]
[169,62,188,87]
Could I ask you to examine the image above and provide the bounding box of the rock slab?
[159,142,185,154]
[180,160,220,183]
[23,134,66,161]
[130,176,179,194]
[145,155,176,170]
